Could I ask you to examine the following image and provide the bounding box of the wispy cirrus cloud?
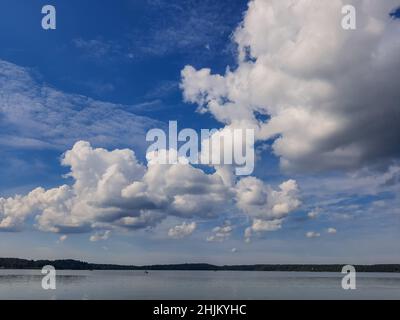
[0,59,161,151]
[73,0,245,61]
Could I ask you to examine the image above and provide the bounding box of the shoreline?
[1,258,399,272]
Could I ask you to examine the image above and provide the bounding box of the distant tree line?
[0,258,399,272]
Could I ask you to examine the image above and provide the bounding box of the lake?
[0,269,399,300]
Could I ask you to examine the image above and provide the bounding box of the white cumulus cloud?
[237,178,301,241]
[206,221,234,242]
[168,222,197,239]
[58,235,68,243]
[90,230,111,242]
[327,228,337,234]
[308,208,321,219]
[306,231,321,238]
[0,141,300,239]
[181,0,400,172]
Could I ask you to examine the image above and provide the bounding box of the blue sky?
[0,0,246,192]
[0,0,399,265]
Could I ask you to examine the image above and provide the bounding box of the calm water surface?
[0,269,399,300]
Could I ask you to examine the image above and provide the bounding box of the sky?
[0,0,399,265]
